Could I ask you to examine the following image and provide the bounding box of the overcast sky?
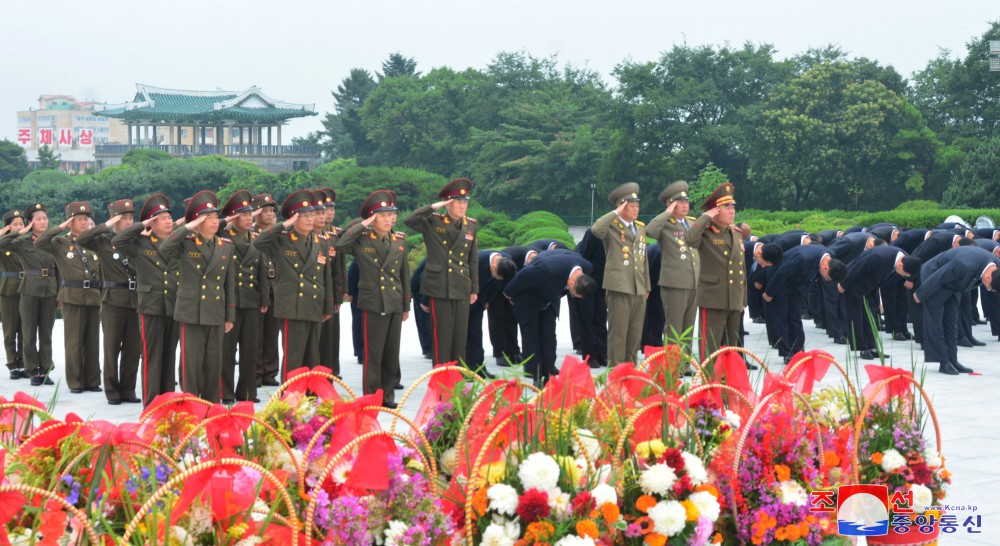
[2,0,996,143]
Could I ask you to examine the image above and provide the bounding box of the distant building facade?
[16,95,128,173]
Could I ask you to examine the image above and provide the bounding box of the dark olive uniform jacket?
[404,206,478,299]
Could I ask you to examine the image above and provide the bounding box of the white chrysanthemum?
[680,452,707,485]
[168,526,195,546]
[487,484,519,516]
[481,523,517,546]
[440,447,458,476]
[723,409,741,430]
[187,504,213,536]
[639,463,677,496]
[688,491,720,522]
[923,448,943,469]
[910,484,934,513]
[647,500,687,537]
[518,452,561,492]
[234,537,263,546]
[384,520,409,546]
[573,429,602,462]
[880,449,908,472]
[332,460,352,484]
[778,480,808,507]
[548,489,572,521]
[591,483,618,507]
[552,535,597,546]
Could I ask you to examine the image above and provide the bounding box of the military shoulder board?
[393,232,406,241]
[635,220,646,227]
[219,237,232,245]
[467,217,477,224]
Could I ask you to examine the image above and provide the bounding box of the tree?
[0,139,29,183]
[36,145,60,170]
[943,137,1000,208]
[379,53,420,80]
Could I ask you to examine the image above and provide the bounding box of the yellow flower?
[474,460,507,486]
[227,523,248,540]
[636,439,667,460]
[557,455,581,485]
[681,499,700,521]
[406,458,425,473]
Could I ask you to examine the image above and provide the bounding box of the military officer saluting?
[336,190,410,408]
[113,194,180,405]
[686,183,747,363]
[220,190,269,403]
[314,188,346,377]
[77,199,142,404]
[252,193,281,387]
[647,181,700,347]
[405,178,486,375]
[0,210,25,379]
[252,190,334,380]
[160,191,236,403]
[34,202,102,393]
[592,182,651,365]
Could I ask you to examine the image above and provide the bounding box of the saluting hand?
[361,215,376,227]
[224,213,240,226]
[186,215,206,229]
[282,213,298,229]
[0,225,10,235]
[431,199,453,210]
[615,200,629,217]
[251,207,263,219]
[17,221,33,235]
[666,201,678,216]
[706,206,723,219]
[59,218,72,231]
[106,215,122,228]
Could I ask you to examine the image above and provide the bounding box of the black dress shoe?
[262,378,279,387]
[222,399,235,404]
[892,332,909,342]
[9,369,27,380]
[859,350,878,360]
[957,338,973,348]
[69,388,83,394]
[85,386,102,392]
[357,356,364,364]
[833,336,847,345]
[30,375,43,386]
[43,376,54,385]
[752,317,765,324]
[394,383,404,390]
[973,317,988,325]
[382,401,398,409]
[478,369,497,380]
[953,362,974,373]
[746,361,759,371]
[939,362,960,375]
[970,337,986,346]
[123,397,142,404]
[588,360,602,369]
[108,400,121,405]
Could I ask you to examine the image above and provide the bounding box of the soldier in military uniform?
[220,190,269,403]
[35,202,103,394]
[591,182,651,365]
[252,193,281,386]
[252,190,334,379]
[0,203,58,386]
[647,181,700,347]
[336,190,410,408]
[112,194,180,405]
[160,191,236,403]
[0,210,25,379]
[314,188,346,377]
[77,199,142,404]
[686,183,747,363]
[404,178,482,372]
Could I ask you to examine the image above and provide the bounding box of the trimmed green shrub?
[895,200,940,211]
[515,211,568,229]
[515,227,576,249]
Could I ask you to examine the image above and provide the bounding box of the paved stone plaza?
[2,302,997,543]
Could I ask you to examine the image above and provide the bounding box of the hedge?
[514,227,576,250]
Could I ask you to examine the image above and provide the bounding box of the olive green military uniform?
[592,184,651,365]
[404,205,478,366]
[337,221,410,404]
[252,222,280,386]
[78,222,142,402]
[252,226,334,379]
[113,220,180,405]
[222,226,269,402]
[0,216,24,375]
[36,226,103,391]
[160,225,237,403]
[646,182,700,347]
[318,227,346,375]
[686,205,746,361]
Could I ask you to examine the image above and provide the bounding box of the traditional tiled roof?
[94,84,316,124]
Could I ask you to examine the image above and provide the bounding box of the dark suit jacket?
[773,230,809,251]
[916,246,1000,300]
[816,229,843,246]
[503,249,592,324]
[475,249,513,310]
[892,229,929,254]
[502,246,537,271]
[528,239,569,251]
[911,232,960,262]
[867,223,899,244]
[841,245,905,297]
[974,239,1000,254]
[575,229,607,286]
[974,228,999,241]
[764,245,832,297]
[828,232,874,265]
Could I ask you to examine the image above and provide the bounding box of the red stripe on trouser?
[430,298,440,364]
[180,323,187,390]
[282,320,289,382]
[140,315,149,403]
[700,308,707,362]
[362,311,369,394]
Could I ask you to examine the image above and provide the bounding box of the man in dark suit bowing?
[503,249,596,387]
[465,249,516,374]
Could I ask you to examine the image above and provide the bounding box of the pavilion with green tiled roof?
[93,84,319,173]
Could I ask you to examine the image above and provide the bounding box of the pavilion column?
[152,126,158,146]
[194,124,199,153]
[127,123,132,145]
[277,125,282,146]
[142,125,149,145]
[268,126,272,146]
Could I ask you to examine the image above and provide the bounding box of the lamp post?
[589,182,596,224]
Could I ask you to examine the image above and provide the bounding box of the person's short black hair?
[991,269,1000,292]
[901,256,922,278]
[761,243,783,266]
[828,259,847,283]
[957,237,974,247]
[808,233,824,245]
[872,237,887,246]
[496,257,516,280]
[574,274,597,299]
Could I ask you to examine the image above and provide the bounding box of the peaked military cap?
[438,178,473,200]
[361,190,399,219]
[2,210,23,225]
[185,190,220,222]
[140,194,171,221]
[65,201,93,218]
[24,203,46,219]
[281,189,318,219]
[701,182,736,211]
[319,187,337,208]
[609,182,641,205]
[107,199,135,217]
[658,181,690,204]
[221,190,254,217]
[252,193,277,210]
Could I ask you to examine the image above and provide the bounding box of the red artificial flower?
[661,447,684,473]
[909,460,933,486]
[673,475,693,498]
[37,499,68,546]
[516,488,551,523]
[572,490,596,516]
